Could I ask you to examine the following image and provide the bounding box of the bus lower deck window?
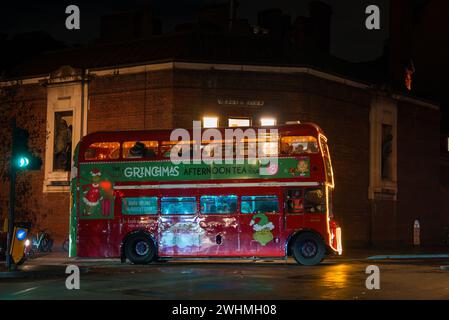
[241,195,279,214]
[304,189,326,213]
[200,195,237,214]
[161,197,197,215]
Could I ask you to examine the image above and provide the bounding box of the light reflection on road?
[319,264,350,299]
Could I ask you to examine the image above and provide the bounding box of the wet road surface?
[1,256,449,299]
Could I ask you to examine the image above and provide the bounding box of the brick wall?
[397,101,442,245]
[0,84,71,243]
[88,70,174,132]
[0,66,442,249]
[173,69,372,247]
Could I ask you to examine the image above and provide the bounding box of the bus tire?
[291,232,325,266]
[124,233,156,264]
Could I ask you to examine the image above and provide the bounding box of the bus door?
[157,195,200,257]
[197,194,240,257]
[283,188,305,234]
[239,194,283,257]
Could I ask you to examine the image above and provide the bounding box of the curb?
[0,266,89,279]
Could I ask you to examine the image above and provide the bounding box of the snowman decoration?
[82,168,103,215]
[250,213,275,246]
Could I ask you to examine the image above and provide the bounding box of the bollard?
[413,220,420,246]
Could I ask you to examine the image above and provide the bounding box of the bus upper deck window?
[84,142,120,160]
[123,141,158,159]
[281,136,318,155]
[161,141,194,159]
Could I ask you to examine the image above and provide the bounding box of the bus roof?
[77,122,326,146]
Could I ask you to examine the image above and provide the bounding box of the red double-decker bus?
[69,123,342,265]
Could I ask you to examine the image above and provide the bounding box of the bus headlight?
[336,227,342,255]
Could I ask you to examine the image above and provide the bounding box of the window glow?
[260,118,276,126]
[203,117,218,128]
[228,118,250,127]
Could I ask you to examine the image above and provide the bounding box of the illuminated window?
[203,117,218,128]
[257,132,279,156]
[241,195,279,214]
[228,118,250,127]
[161,140,193,158]
[304,188,326,214]
[260,118,276,126]
[280,136,319,155]
[123,141,158,158]
[161,197,197,215]
[200,195,237,214]
[84,142,120,160]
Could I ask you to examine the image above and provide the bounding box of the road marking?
[12,286,39,296]
[367,254,449,260]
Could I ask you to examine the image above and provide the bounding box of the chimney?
[257,8,291,38]
[308,1,332,53]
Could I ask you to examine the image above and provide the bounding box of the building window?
[381,124,394,181]
[228,118,250,127]
[43,66,86,193]
[260,118,276,126]
[369,96,397,200]
[203,117,218,128]
[53,111,73,172]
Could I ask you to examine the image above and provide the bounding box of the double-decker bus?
[69,123,342,265]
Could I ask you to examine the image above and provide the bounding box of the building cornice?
[0,61,440,110]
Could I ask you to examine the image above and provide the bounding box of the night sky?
[0,0,389,63]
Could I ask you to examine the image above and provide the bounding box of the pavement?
[1,247,449,299]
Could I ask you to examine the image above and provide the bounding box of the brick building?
[0,3,445,248]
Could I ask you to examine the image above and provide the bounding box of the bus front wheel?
[124,233,156,264]
[291,232,325,266]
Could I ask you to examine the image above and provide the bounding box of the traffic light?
[11,127,42,171]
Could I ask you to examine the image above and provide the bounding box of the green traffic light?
[17,156,30,168]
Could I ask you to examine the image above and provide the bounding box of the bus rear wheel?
[124,233,156,264]
[291,232,325,266]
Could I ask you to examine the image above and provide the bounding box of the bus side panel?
[77,195,122,258]
[238,187,284,257]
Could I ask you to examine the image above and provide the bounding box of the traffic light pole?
[6,166,16,271]
[6,120,17,271]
